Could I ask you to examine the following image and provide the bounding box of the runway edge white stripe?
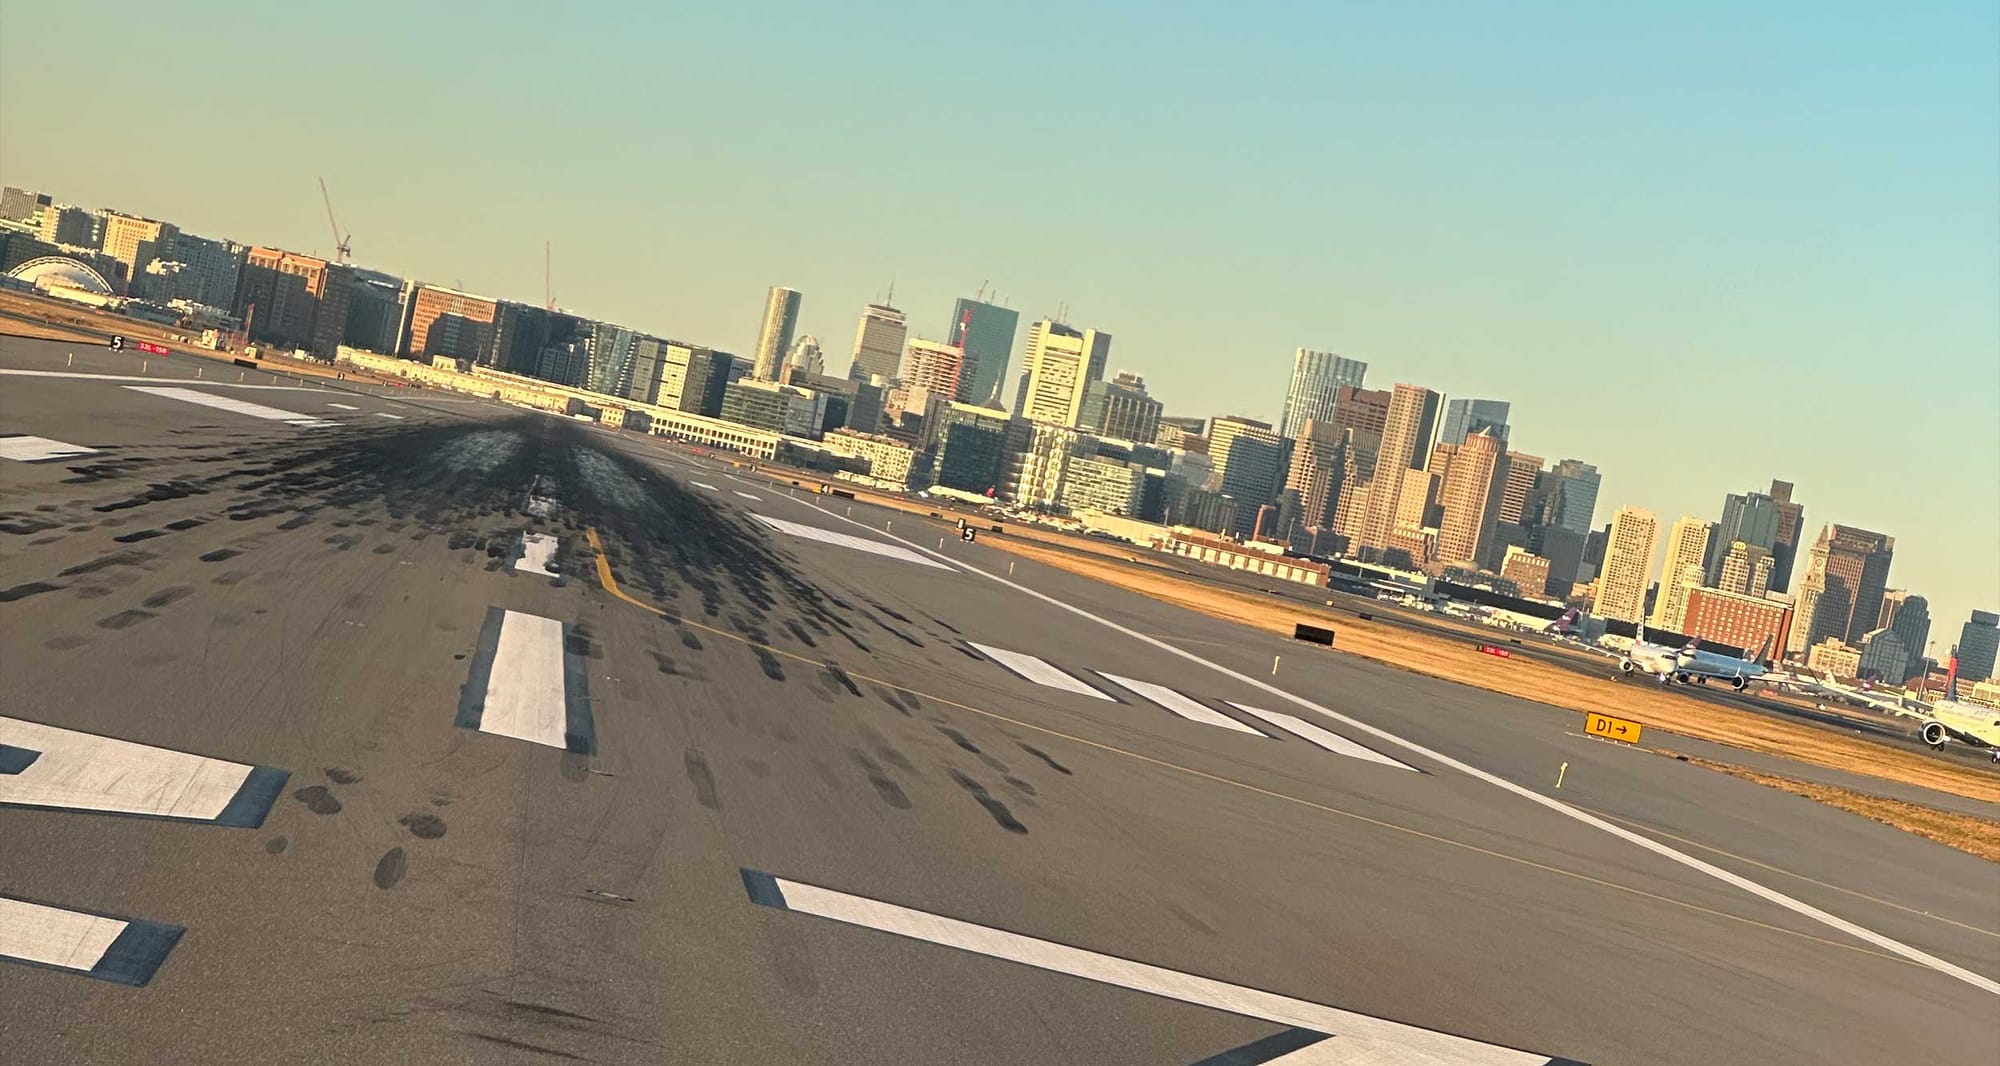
[741,870,1580,1065]
[802,499,2000,997]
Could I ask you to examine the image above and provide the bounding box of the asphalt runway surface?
[2,335,1996,1064]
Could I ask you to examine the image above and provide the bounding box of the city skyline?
[2,3,1992,631]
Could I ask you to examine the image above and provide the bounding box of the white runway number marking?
[752,514,955,571]
[0,436,99,462]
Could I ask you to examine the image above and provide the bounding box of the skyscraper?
[847,303,907,383]
[1281,420,1346,532]
[1433,428,1507,566]
[1958,610,1999,683]
[1278,349,1367,440]
[1495,451,1543,526]
[1705,489,1780,583]
[1544,459,1602,535]
[1879,592,1930,683]
[232,247,352,357]
[781,335,824,379]
[1439,398,1511,447]
[1019,319,1112,427]
[1715,540,1775,597]
[1356,384,1443,553]
[37,204,95,248]
[947,297,1021,407]
[1820,524,1896,646]
[752,286,802,380]
[898,338,966,400]
[1082,372,1163,442]
[1650,516,1712,631]
[1592,506,1658,624]
[1768,480,1806,592]
[1209,416,1284,537]
[1325,385,1391,441]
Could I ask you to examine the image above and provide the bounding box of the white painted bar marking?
[968,643,1114,701]
[734,490,762,501]
[515,532,559,576]
[0,898,125,972]
[691,481,719,491]
[0,368,317,390]
[328,402,360,410]
[1229,703,1416,771]
[752,514,954,571]
[374,412,405,420]
[0,436,98,462]
[0,717,254,820]
[1098,672,1265,735]
[761,874,1555,1065]
[813,502,2000,997]
[479,611,569,748]
[124,385,321,425]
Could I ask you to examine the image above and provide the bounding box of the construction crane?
[544,240,553,310]
[318,177,352,264]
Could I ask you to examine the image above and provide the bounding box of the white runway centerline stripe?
[0,897,184,986]
[514,532,559,576]
[734,490,762,501]
[455,608,593,752]
[374,412,405,419]
[752,514,955,571]
[1228,704,1415,771]
[1098,672,1265,735]
[0,717,288,826]
[691,481,719,491]
[0,435,99,462]
[124,385,331,426]
[742,871,1568,1065]
[328,402,360,410]
[968,643,1114,701]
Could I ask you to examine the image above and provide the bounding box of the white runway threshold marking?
[0,435,99,462]
[0,897,183,986]
[741,870,1573,1065]
[1229,704,1416,771]
[752,514,955,571]
[124,385,336,427]
[514,532,560,576]
[813,503,2000,998]
[1098,672,1265,736]
[969,643,1114,700]
[0,716,288,826]
[455,608,593,753]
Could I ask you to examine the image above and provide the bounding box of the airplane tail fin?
[1543,607,1579,634]
[1754,634,1773,666]
[1946,650,1960,702]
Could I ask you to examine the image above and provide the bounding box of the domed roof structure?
[8,256,115,296]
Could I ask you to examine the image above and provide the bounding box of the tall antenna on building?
[544,240,553,310]
[974,279,988,302]
[886,275,896,308]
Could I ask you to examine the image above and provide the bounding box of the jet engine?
[1920,721,1948,748]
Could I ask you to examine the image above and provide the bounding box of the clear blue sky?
[5,2,1994,640]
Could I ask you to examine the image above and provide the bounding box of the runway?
[2,335,1995,1064]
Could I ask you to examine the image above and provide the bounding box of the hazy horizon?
[4,1,1993,638]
